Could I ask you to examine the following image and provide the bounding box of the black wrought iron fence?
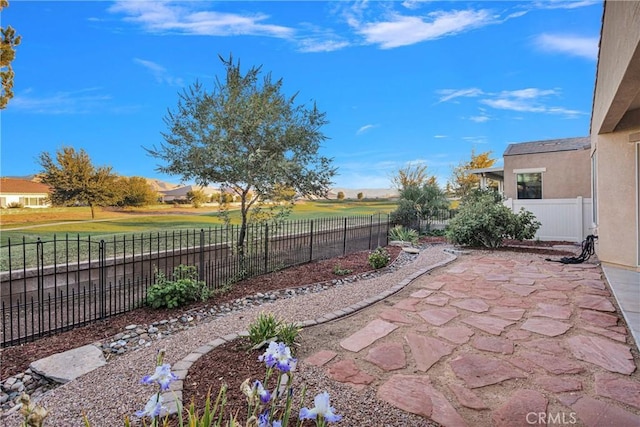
[0,214,390,347]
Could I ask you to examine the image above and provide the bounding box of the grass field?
[0,200,397,245]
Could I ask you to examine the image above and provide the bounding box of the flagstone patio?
[300,254,640,427]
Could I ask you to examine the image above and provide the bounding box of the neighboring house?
[590,0,640,271]
[159,185,220,202]
[0,178,51,208]
[502,137,591,200]
[470,137,593,242]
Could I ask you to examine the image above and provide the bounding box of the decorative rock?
[491,389,548,427]
[566,335,636,375]
[124,324,137,330]
[365,343,406,371]
[30,345,106,384]
[450,354,526,388]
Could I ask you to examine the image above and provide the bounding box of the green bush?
[368,247,391,269]
[388,225,419,244]
[332,264,353,276]
[446,189,541,248]
[336,191,345,200]
[248,312,301,351]
[389,199,419,229]
[146,265,209,309]
[7,202,24,209]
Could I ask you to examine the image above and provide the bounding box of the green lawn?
[0,200,397,245]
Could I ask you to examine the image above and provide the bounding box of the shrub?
[389,199,419,229]
[446,189,541,248]
[388,225,419,244]
[368,247,390,269]
[248,312,301,351]
[7,202,24,209]
[336,191,345,200]
[332,264,353,276]
[146,265,209,309]
[357,192,364,200]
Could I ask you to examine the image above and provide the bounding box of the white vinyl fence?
[503,197,594,243]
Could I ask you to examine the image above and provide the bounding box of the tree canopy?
[1,0,21,109]
[38,146,119,219]
[390,164,438,191]
[147,54,336,250]
[448,149,496,198]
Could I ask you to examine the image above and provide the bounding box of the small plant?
[332,265,353,276]
[368,247,390,269]
[146,265,209,309]
[18,393,48,427]
[248,312,302,351]
[388,225,419,244]
[7,202,24,209]
[248,312,281,347]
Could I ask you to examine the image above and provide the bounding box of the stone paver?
[491,389,548,427]
[301,253,640,426]
[303,350,337,367]
[450,298,490,313]
[364,343,406,371]
[405,333,455,372]
[450,354,526,388]
[595,372,640,409]
[30,345,106,384]
[418,307,459,326]
[566,335,636,374]
[520,318,572,337]
[340,319,398,352]
[460,314,514,335]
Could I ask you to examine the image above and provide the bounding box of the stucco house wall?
[503,148,591,200]
[591,0,640,270]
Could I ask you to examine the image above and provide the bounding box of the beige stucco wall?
[503,149,591,200]
[591,1,640,134]
[592,133,639,269]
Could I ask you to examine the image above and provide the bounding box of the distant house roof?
[0,178,51,194]
[504,137,591,156]
[159,185,220,197]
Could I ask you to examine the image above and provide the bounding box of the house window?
[516,173,542,199]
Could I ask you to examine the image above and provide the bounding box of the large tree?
[1,0,21,109]
[147,55,336,252]
[114,176,159,207]
[38,146,119,219]
[448,149,496,198]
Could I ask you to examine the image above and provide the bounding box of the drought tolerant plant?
[17,393,48,427]
[368,247,390,269]
[248,312,301,350]
[147,265,209,309]
[446,189,541,248]
[332,265,353,276]
[388,225,419,245]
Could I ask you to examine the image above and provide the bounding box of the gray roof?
[504,137,591,156]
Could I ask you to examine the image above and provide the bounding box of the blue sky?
[1,0,602,189]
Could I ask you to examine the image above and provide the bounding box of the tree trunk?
[89,203,95,219]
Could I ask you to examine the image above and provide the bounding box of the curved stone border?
[161,249,458,415]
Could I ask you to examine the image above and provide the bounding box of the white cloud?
[354,9,496,49]
[535,33,599,60]
[437,88,484,103]
[469,115,490,123]
[10,88,112,114]
[109,1,294,38]
[479,88,586,118]
[356,124,378,135]
[297,38,350,53]
[433,135,448,138]
[533,0,600,10]
[133,58,184,86]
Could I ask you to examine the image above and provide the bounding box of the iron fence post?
[199,229,205,282]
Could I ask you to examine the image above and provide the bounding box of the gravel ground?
[3,244,455,427]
